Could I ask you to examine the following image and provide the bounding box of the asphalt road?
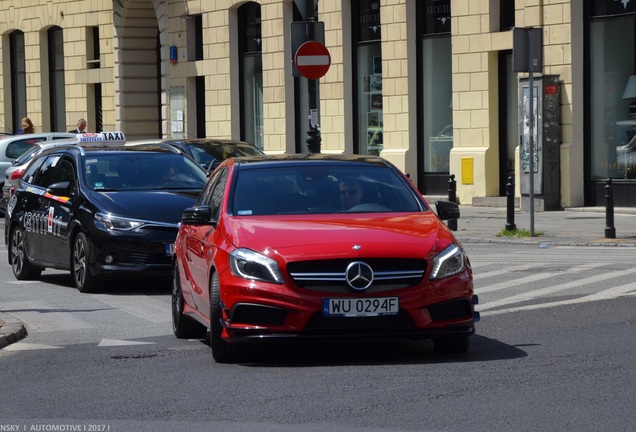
[1,244,635,432]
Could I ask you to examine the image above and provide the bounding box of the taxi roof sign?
[75,132,126,146]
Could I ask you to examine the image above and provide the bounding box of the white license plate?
[322,297,399,317]
[165,243,175,256]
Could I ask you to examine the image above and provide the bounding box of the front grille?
[288,258,426,293]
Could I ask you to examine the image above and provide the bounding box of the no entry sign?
[295,41,331,80]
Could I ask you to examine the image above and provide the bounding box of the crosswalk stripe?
[473,263,543,281]
[90,294,170,323]
[98,339,157,347]
[481,281,636,316]
[2,300,93,331]
[478,266,636,311]
[3,343,63,351]
[476,262,606,294]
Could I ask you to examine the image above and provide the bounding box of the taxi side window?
[30,156,76,189]
[22,156,47,184]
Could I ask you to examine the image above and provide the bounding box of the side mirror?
[435,200,460,220]
[47,181,73,197]
[181,205,215,226]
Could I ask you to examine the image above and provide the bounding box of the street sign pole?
[528,29,535,236]
[513,26,543,237]
[306,18,321,153]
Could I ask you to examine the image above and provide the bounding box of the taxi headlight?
[95,213,144,231]
[430,244,466,280]
[229,248,284,284]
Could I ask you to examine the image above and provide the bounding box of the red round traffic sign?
[295,41,331,80]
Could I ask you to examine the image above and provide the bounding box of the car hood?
[222,212,456,261]
[89,190,200,223]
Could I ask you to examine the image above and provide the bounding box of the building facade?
[1,0,634,207]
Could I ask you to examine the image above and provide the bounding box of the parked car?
[0,132,77,203]
[171,154,478,363]
[5,132,208,293]
[126,138,265,172]
[1,138,81,214]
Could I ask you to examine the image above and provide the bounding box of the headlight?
[95,212,144,231]
[229,248,284,284]
[430,244,466,280]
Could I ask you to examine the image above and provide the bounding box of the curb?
[0,314,28,349]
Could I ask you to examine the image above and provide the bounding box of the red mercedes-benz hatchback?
[171,154,478,362]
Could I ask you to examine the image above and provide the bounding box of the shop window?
[417,0,452,174]
[238,3,264,150]
[589,17,636,180]
[9,30,26,134]
[353,0,382,156]
[48,26,66,132]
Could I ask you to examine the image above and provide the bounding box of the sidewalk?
[2,204,636,349]
[451,205,636,247]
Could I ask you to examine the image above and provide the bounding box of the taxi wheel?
[10,227,42,280]
[209,272,236,363]
[172,262,207,339]
[72,232,103,293]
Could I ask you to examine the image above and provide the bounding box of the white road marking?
[98,339,157,347]
[478,266,636,311]
[90,294,170,323]
[481,281,636,316]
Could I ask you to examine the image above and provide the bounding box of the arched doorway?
[113,0,167,139]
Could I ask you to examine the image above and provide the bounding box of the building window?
[87,26,100,69]
[9,30,26,134]
[417,0,452,174]
[353,0,382,156]
[501,0,515,31]
[186,15,204,62]
[238,2,264,150]
[48,26,66,132]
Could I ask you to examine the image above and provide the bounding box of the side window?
[30,156,76,189]
[208,169,228,219]
[22,156,47,184]
[5,139,42,159]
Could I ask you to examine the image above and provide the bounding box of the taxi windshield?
[84,152,207,191]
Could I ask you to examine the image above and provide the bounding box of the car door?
[38,157,76,266]
[183,168,228,315]
[13,154,62,263]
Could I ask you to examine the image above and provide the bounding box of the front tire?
[72,232,103,293]
[172,262,207,339]
[10,227,42,280]
[209,272,236,363]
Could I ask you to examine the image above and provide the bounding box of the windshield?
[231,165,424,216]
[84,152,207,191]
[185,142,263,167]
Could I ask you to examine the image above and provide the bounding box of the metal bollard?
[448,174,457,231]
[505,176,516,231]
[605,179,616,239]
